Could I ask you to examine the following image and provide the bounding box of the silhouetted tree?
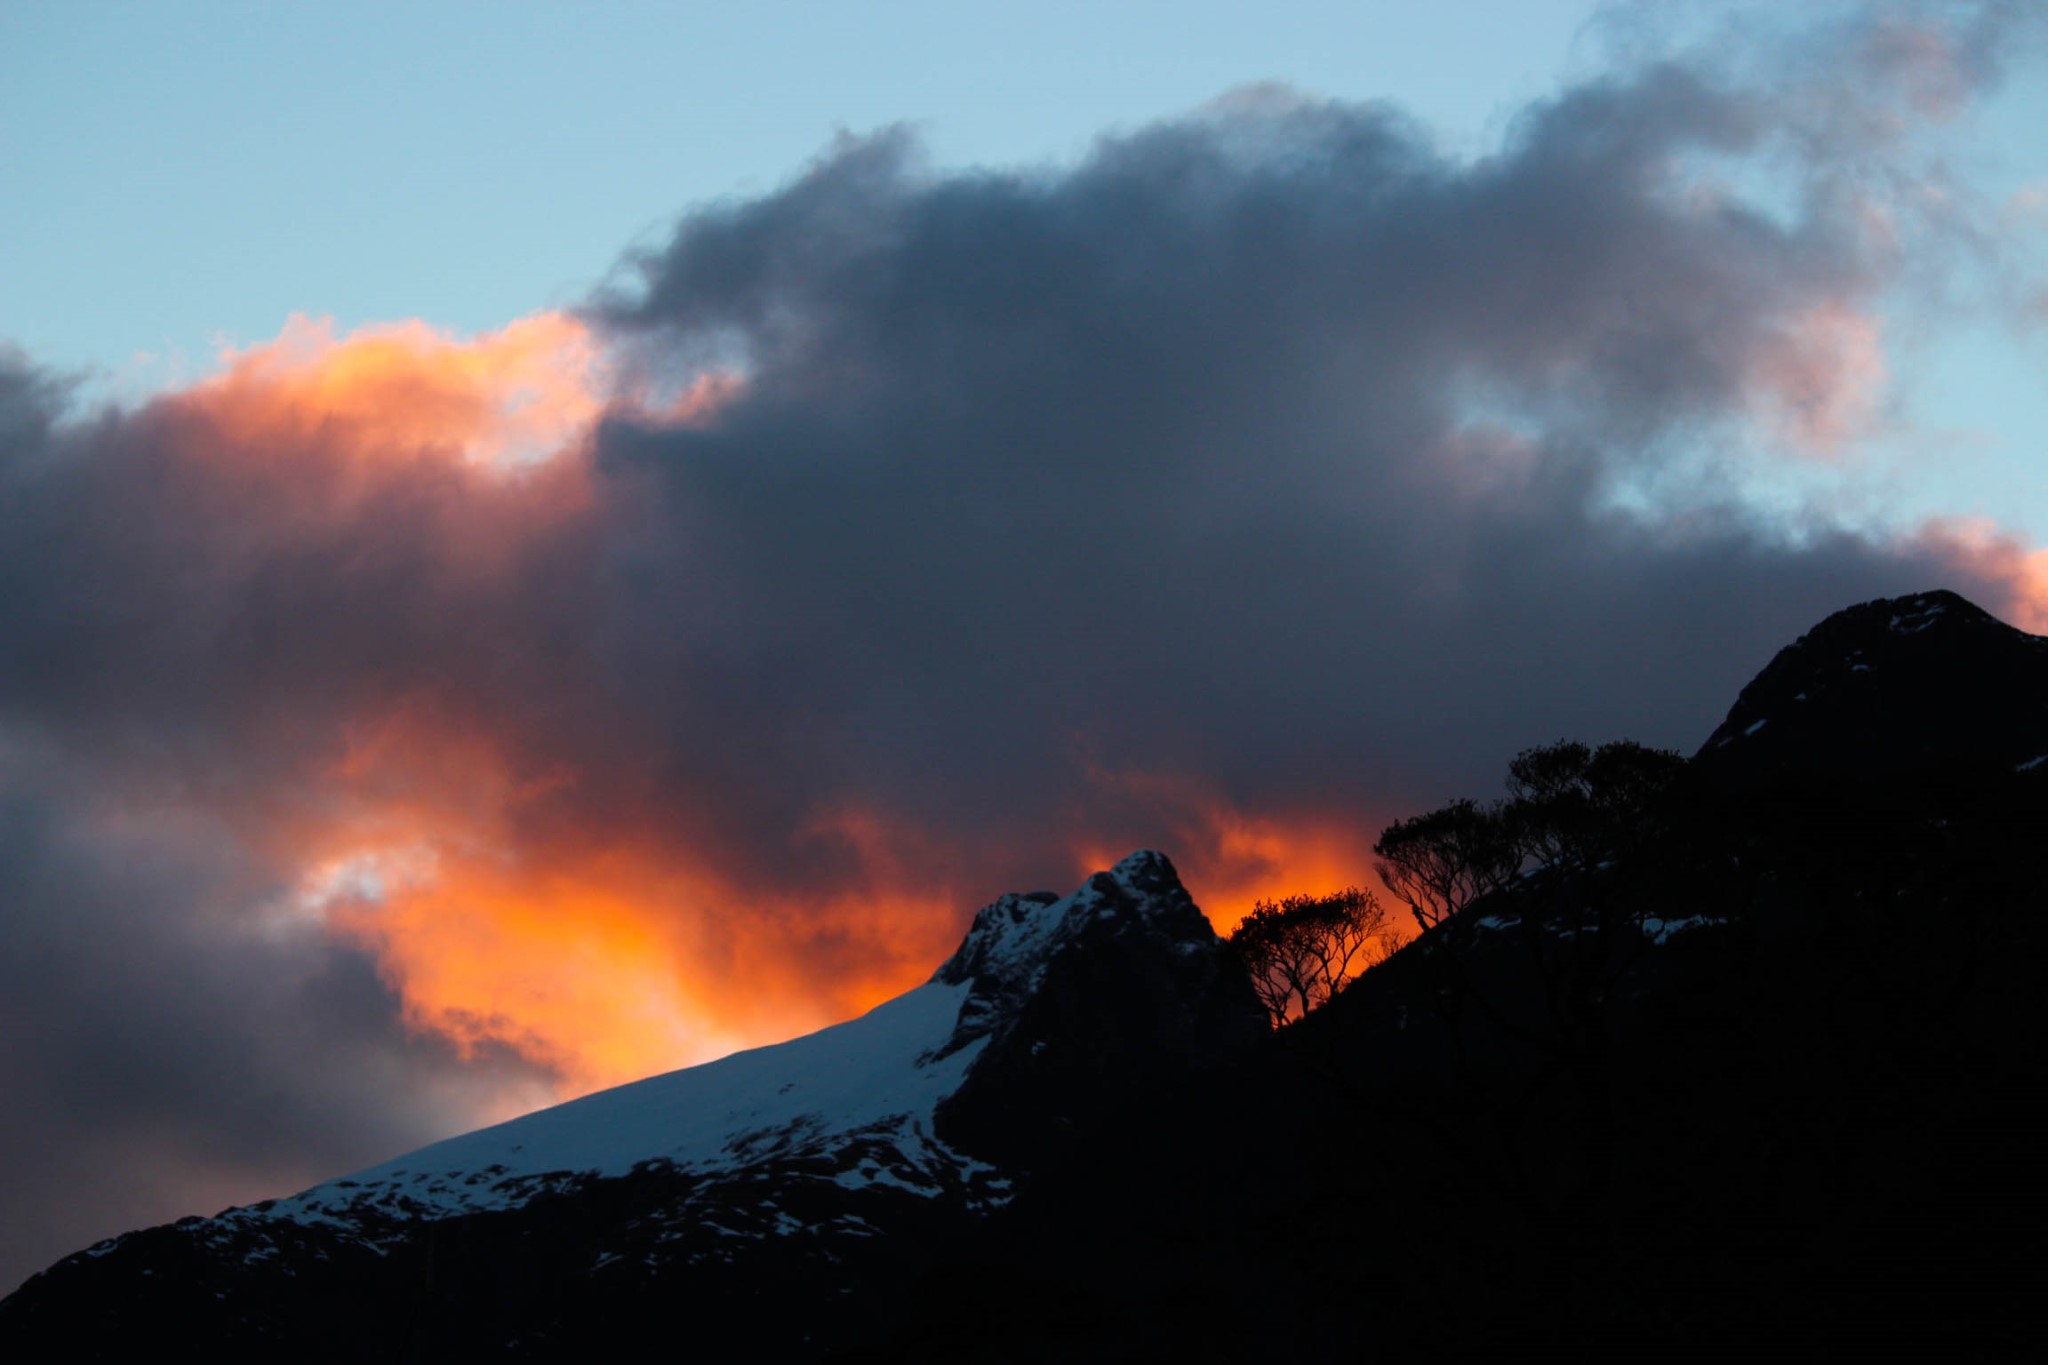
[1505,739,1686,871]
[1229,887,1393,1027]
[1373,798,1522,934]
[1371,743,1687,940]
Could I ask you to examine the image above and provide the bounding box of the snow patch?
[1640,914,1725,944]
[1888,602,1947,635]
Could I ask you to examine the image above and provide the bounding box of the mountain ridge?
[7,589,2047,1359]
[0,849,1263,1357]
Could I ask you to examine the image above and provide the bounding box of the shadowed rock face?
[1693,589,2048,790]
[933,850,1269,1170]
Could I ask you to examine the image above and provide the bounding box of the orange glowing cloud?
[192,312,613,468]
[130,300,2048,1121]
[1910,516,2048,633]
[180,311,742,483]
[324,832,969,1098]
[274,702,971,1099]
[276,681,1399,1102]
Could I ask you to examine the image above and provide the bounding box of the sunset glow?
[67,288,2048,1108]
[7,0,2048,1300]
[1075,767,1394,937]
[1916,517,2048,633]
[191,312,609,468]
[138,309,1422,1095]
[112,302,2048,1099]
[274,698,972,1096]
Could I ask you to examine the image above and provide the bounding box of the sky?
[2,0,2046,1294]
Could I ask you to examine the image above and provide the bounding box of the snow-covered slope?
[262,977,991,1227]
[191,849,1232,1234]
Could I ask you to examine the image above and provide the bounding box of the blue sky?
[0,0,1613,375]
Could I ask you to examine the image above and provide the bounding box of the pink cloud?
[1746,300,1887,457]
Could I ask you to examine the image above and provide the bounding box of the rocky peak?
[929,851,1268,1167]
[931,850,1210,990]
[1693,588,2048,788]
[925,851,1231,1063]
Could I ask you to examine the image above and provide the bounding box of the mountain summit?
[1694,588,2048,787]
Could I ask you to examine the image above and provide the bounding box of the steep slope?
[0,850,1265,1359]
[236,967,996,1237]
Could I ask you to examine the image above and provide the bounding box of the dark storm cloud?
[582,38,2011,830]
[0,0,2034,1293]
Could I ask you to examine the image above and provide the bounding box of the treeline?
[1228,739,1686,1027]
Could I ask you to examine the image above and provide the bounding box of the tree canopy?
[1372,798,1521,934]
[1228,887,1393,1027]
[1505,739,1686,871]
[1373,740,1687,935]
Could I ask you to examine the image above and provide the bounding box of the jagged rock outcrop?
[931,850,1268,1168]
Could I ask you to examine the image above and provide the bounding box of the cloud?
[0,723,556,1294]
[0,0,2040,1290]
[580,29,2021,828]
[192,312,611,467]
[1745,300,1888,454]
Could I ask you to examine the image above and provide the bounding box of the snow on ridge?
[932,890,1069,988]
[250,977,990,1227]
[1640,913,1724,944]
[1888,600,1948,635]
[1466,911,1726,944]
[932,849,1189,991]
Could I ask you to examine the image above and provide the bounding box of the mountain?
[870,589,2048,1359]
[0,851,1265,1358]
[7,589,2047,1359]
[1693,587,2048,787]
